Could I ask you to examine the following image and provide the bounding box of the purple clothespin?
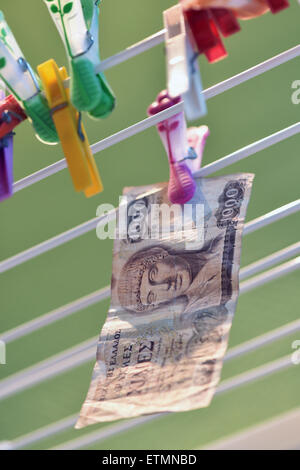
[0,89,14,202]
[148,90,209,204]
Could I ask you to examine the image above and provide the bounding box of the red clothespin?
[209,8,241,37]
[148,91,209,205]
[266,0,289,14]
[0,94,27,140]
[0,90,26,201]
[183,0,289,64]
[184,9,227,63]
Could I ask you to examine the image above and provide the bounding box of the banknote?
[76,173,254,428]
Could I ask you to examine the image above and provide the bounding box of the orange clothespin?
[37,59,103,197]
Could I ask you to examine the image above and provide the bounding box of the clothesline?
[0,256,299,405]
[51,354,292,451]
[13,45,300,194]
[5,41,299,276]
[0,193,298,274]
[9,348,295,450]
[1,240,299,345]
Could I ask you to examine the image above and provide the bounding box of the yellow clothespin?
[37,59,103,197]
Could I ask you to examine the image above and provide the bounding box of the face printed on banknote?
[77,173,254,428]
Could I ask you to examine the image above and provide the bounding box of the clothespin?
[184,9,228,63]
[163,5,189,98]
[266,0,289,13]
[163,4,207,120]
[37,59,103,197]
[209,9,241,37]
[0,92,27,140]
[183,34,207,121]
[0,88,14,201]
[183,1,289,63]
[0,11,58,144]
[43,0,115,118]
[148,90,209,205]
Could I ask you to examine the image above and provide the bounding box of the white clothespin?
[183,34,207,121]
[0,11,58,144]
[163,4,189,98]
[163,4,207,121]
[0,12,39,102]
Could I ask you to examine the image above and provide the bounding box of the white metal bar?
[0,193,298,275]
[217,355,293,395]
[52,414,164,451]
[240,256,300,294]
[239,241,300,280]
[203,45,300,100]
[0,286,110,344]
[13,102,184,193]
[0,209,116,274]
[13,46,300,194]
[76,32,300,88]
[203,408,300,450]
[51,354,293,450]
[13,414,78,450]
[2,241,299,345]
[97,30,166,72]
[244,200,300,235]
[8,349,296,450]
[194,123,300,178]
[63,29,166,90]
[225,318,300,362]
[0,337,98,402]
[64,38,300,98]
[0,257,298,404]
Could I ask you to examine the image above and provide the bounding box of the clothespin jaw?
[186,125,209,173]
[148,90,209,205]
[163,4,207,120]
[266,0,289,13]
[209,8,241,37]
[43,0,115,118]
[183,35,207,121]
[183,1,289,62]
[163,4,189,98]
[0,11,58,144]
[0,93,27,140]
[184,9,227,63]
[37,58,103,197]
[0,89,14,202]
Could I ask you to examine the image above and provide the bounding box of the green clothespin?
[43,0,115,119]
[0,11,58,144]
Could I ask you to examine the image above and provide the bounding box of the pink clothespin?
[0,90,15,201]
[148,90,209,205]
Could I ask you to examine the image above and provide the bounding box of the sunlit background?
[0,0,299,449]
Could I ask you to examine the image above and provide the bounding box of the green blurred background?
[0,0,299,450]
